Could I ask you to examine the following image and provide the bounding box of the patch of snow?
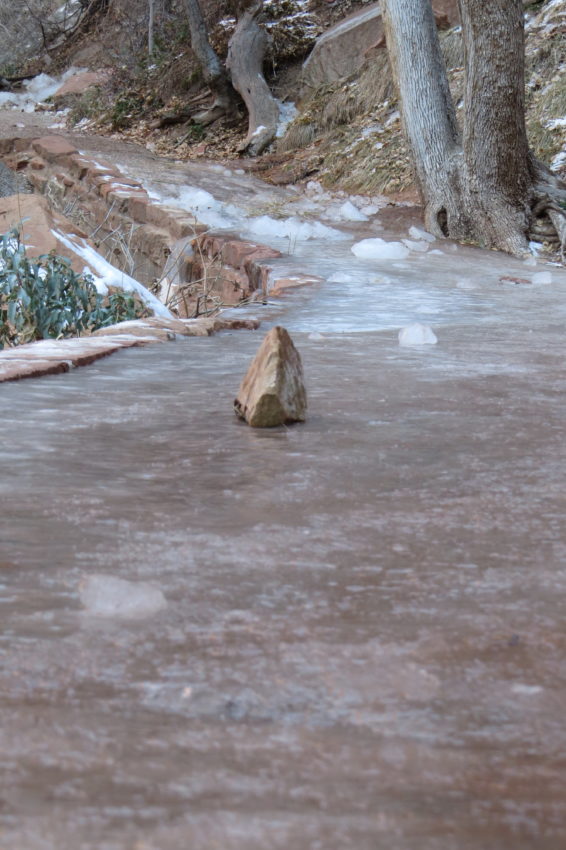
[248,214,346,242]
[385,110,400,127]
[409,225,436,243]
[0,67,84,112]
[327,272,354,283]
[361,125,383,138]
[80,574,167,619]
[510,683,543,696]
[328,201,369,222]
[402,239,430,253]
[531,271,552,285]
[276,100,299,138]
[398,323,438,346]
[52,230,173,318]
[351,238,410,260]
[545,116,566,130]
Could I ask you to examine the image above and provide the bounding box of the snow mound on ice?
[352,238,410,260]
[398,323,438,346]
[80,575,167,619]
[408,226,436,243]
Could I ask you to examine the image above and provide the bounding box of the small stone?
[234,326,307,427]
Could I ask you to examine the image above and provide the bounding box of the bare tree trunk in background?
[182,0,235,124]
[226,0,280,156]
[382,0,535,254]
[148,0,155,55]
[458,0,531,254]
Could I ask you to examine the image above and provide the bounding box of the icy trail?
[2,126,566,850]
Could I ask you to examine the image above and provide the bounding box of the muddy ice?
[1,145,566,848]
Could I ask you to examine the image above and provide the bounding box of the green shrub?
[0,229,148,350]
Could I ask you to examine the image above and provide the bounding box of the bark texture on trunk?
[458,0,531,254]
[382,0,533,254]
[382,0,464,237]
[183,0,234,121]
[226,1,280,156]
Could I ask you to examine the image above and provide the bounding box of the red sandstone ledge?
[0,317,261,383]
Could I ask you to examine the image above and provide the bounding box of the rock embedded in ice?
[532,271,552,285]
[234,326,307,428]
[80,574,167,619]
[351,238,410,260]
[408,225,436,243]
[398,323,438,346]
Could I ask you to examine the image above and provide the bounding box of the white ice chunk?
[327,272,354,282]
[276,100,298,138]
[248,214,345,242]
[402,239,430,253]
[351,238,410,260]
[511,683,543,696]
[531,271,552,285]
[398,323,438,346]
[337,201,369,222]
[80,575,167,619]
[408,225,436,243]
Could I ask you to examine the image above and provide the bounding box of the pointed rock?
[234,327,307,428]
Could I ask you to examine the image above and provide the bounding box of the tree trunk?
[382,0,532,254]
[226,1,280,156]
[182,0,235,123]
[458,0,531,254]
[148,0,155,55]
[381,0,464,237]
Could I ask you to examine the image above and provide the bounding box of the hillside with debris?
[1,1,564,201]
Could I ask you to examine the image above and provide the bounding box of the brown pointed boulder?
[234,326,307,428]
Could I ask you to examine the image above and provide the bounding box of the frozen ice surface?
[532,271,553,285]
[352,238,410,260]
[80,575,167,619]
[409,226,436,243]
[398,323,438,346]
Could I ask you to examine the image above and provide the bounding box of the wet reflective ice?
[1,155,566,848]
